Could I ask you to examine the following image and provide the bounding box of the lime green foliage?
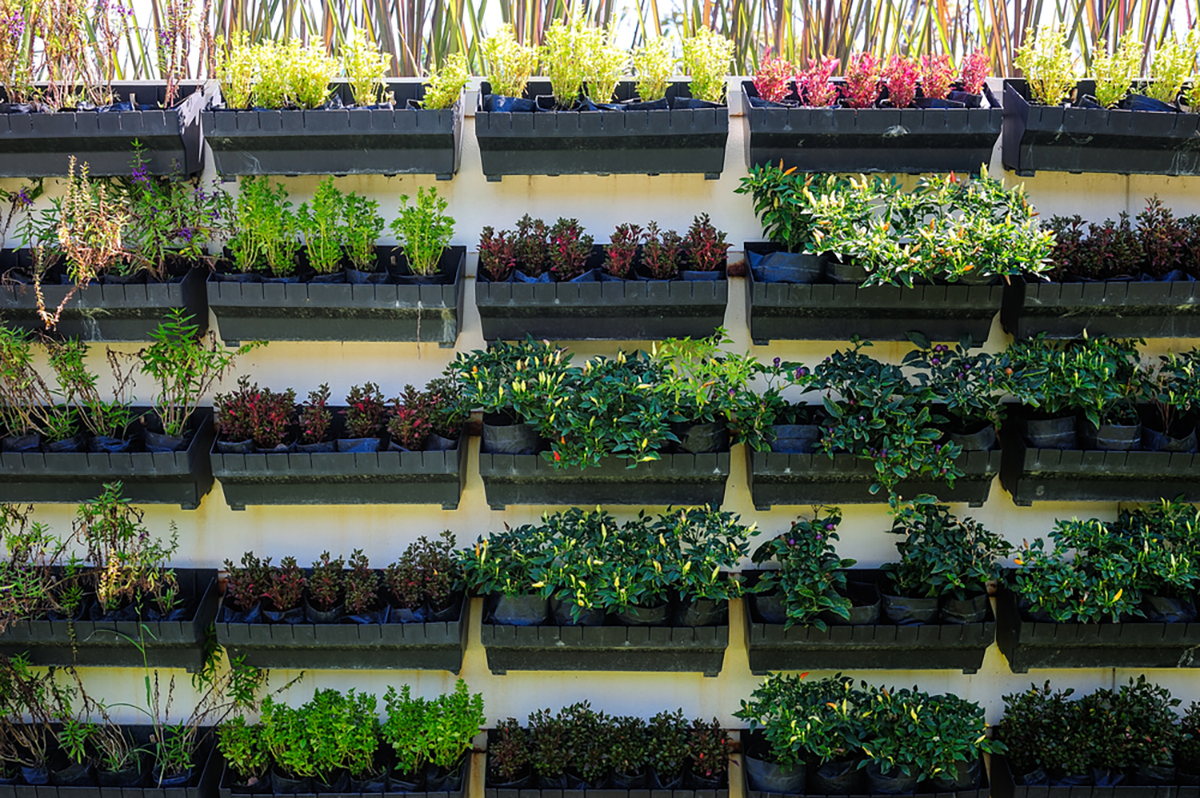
[1146,33,1197,104]
[217,32,256,109]
[216,716,267,782]
[582,25,626,102]
[424,52,470,109]
[542,19,588,107]
[343,194,384,271]
[391,187,454,277]
[217,38,337,109]
[633,37,675,101]
[382,680,484,774]
[681,29,733,103]
[341,26,390,105]
[298,178,344,274]
[1014,26,1078,105]
[480,24,538,98]
[229,176,299,276]
[1092,29,1143,108]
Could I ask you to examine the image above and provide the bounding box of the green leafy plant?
[229,176,299,276]
[542,20,587,107]
[217,716,267,783]
[647,709,690,782]
[1015,26,1079,105]
[752,508,854,629]
[582,24,626,102]
[633,37,674,101]
[308,551,344,612]
[424,52,469,109]
[341,26,389,106]
[297,177,345,275]
[391,186,453,277]
[342,193,383,271]
[481,24,538,98]
[1002,335,1145,427]
[680,28,732,103]
[1092,29,1143,108]
[488,718,529,783]
[884,503,1011,599]
[1146,34,1197,104]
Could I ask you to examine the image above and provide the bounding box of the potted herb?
[204,30,462,177]
[378,680,484,792]
[1144,348,1200,452]
[743,48,1000,174]
[208,181,465,345]
[475,25,729,179]
[1004,26,1200,176]
[474,214,729,341]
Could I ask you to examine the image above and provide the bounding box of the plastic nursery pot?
[671,420,728,454]
[491,594,549,626]
[947,422,998,451]
[744,753,806,794]
[303,598,344,623]
[750,251,826,284]
[549,597,605,626]
[752,593,788,625]
[767,423,822,454]
[931,758,982,791]
[941,593,990,625]
[675,597,728,627]
[881,593,940,624]
[826,259,870,284]
[1080,420,1142,451]
[481,414,539,455]
[1142,594,1197,623]
[1142,422,1199,453]
[863,761,919,795]
[1023,414,1076,449]
[616,601,671,626]
[269,766,311,794]
[811,759,863,795]
[821,580,882,626]
[610,769,648,789]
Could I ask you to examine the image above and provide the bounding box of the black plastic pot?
[672,421,728,454]
[481,596,729,676]
[810,759,863,795]
[204,81,459,178]
[744,570,995,674]
[1142,422,1199,453]
[0,256,208,341]
[0,82,206,177]
[941,593,990,625]
[0,569,217,671]
[616,602,671,626]
[1081,420,1142,451]
[948,423,998,452]
[481,416,539,455]
[751,593,789,625]
[476,245,728,342]
[996,585,1200,670]
[215,588,468,672]
[1143,594,1198,624]
[479,451,729,509]
[743,80,1002,174]
[767,423,822,454]
[492,594,550,626]
[1023,414,1077,449]
[1001,275,1200,339]
[476,80,727,180]
[1002,80,1200,176]
[991,754,1174,798]
[744,753,805,795]
[748,447,1001,509]
[744,242,1003,344]
[207,247,464,346]
[1000,406,1200,504]
[823,581,882,626]
[864,762,918,795]
[218,751,469,798]
[882,593,941,624]
[550,597,605,626]
[930,758,982,791]
[676,598,728,627]
[211,424,467,510]
[0,407,214,509]
[750,251,826,284]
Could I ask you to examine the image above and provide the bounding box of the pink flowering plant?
[751,507,855,630]
[920,54,956,99]
[884,54,919,108]
[754,54,795,103]
[800,57,840,106]
[843,52,880,108]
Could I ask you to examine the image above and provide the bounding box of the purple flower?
[825,523,835,531]
[179,227,194,243]
[773,357,781,367]
[131,164,149,185]
[815,533,823,540]
[13,187,31,208]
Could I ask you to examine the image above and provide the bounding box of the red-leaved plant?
[514,214,550,277]
[214,376,296,450]
[344,550,378,615]
[801,57,840,106]
[345,383,387,439]
[387,383,433,450]
[223,551,269,612]
[754,54,795,103]
[309,551,345,611]
[263,556,305,611]
[921,54,956,100]
[479,226,517,282]
[843,52,880,108]
[884,54,919,108]
[299,384,331,445]
[684,214,729,272]
[604,223,642,278]
[643,222,683,280]
[960,50,990,95]
[548,217,594,281]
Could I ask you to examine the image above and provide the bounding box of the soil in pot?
[616,601,671,626]
[550,597,605,626]
[749,251,825,284]
[822,580,881,626]
[491,593,549,626]
[882,593,940,625]
[745,751,805,794]
[940,593,990,624]
[1081,419,1142,451]
[810,759,862,795]
[929,757,980,791]
[864,761,918,794]
[752,592,788,625]
[1024,414,1077,449]
[675,597,727,627]
[481,413,539,455]
[1142,594,1197,623]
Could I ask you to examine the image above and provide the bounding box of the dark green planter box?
[0,409,214,509]
[478,452,729,510]
[0,256,207,341]
[0,569,218,672]
[990,754,1197,798]
[744,571,994,675]
[744,243,1001,344]
[480,600,729,677]
[747,449,1001,509]
[215,592,468,673]
[1001,276,1200,339]
[998,417,1200,505]
[207,247,464,346]
[476,80,727,180]
[216,751,469,798]
[211,430,467,510]
[203,81,460,178]
[995,587,1200,672]
[0,81,206,177]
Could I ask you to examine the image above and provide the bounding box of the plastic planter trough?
[217,751,470,798]
[990,754,1198,798]
[0,408,215,509]
[0,253,207,341]
[475,80,728,180]
[1001,276,1200,339]
[995,586,1200,671]
[0,81,207,178]
[998,412,1200,505]
[211,428,467,511]
[478,452,729,510]
[476,249,728,342]
[203,81,460,178]
[744,243,1002,344]
[215,591,468,673]
[480,597,729,676]
[1002,80,1200,176]
[744,571,995,675]
[207,247,464,346]
[0,569,218,672]
[741,80,1002,174]
[745,748,989,798]
[748,450,1001,510]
